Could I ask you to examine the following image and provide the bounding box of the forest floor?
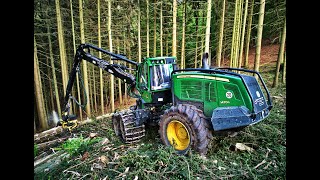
[34,43,286,179]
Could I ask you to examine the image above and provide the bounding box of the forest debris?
[113,152,120,161]
[134,175,138,180]
[218,166,226,170]
[91,163,103,171]
[89,133,98,139]
[228,132,238,137]
[64,170,81,177]
[101,146,112,151]
[201,164,207,170]
[81,152,89,161]
[100,138,110,145]
[265,148,272,158]
[235,143,254,152]
[254,159,266,169]
[34,151,64,167]
[263,161,273,169]
[272,95,285,99]
[99,155,109,165]
[36,137,68,151]
[212,160,218,164]
[34,152,69,174]
[118,167,130,177]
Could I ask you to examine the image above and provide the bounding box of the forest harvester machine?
[58,44,273,155]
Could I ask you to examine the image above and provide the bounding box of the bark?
[160,1,163,56]
[55,0,68,97]
[205,0,212,66]
[153,0,157,57]
[216,0,226,67]
[46,17,61,117]
[172,0,177,56]
[98,0,104,115]
[238,0,249,68]
[272,18,286,88]
[147,0,150,57]
[254,0,266,74]
[108,0,115,112]
[79,0,91,116]
[138,0,142,62]
[181,0,186,69]
[244,0,254,68]
[34,36,48,131]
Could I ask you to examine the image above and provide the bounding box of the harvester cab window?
[150,64,171,90]
[139,63,148,90]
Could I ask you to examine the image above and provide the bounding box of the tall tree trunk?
[238,0,248,68]
[34,36,48,131]
[272,18,286,88]
[236,0,244,68]
[282,51,286,83]
[93,65,97,113]
[46,11,61,117]
[107,0,115,112]
[79,0,91,117]
[46,57,55,112]
[254,0,266,74]
[55,0,68,99]
[153,0,157,57]
[147,0,150,57]
[160,1,163,56]
[230,0,242,68]
[138,0,142,63]
[231,0,238,67]
[97,0,104,115]
[70,0,82,120]
[89,67,94,112]
[216,0,226,67]
[195,9,198,68]
[244,0,254,68]
[172,0,177,57]
[166,34,169,56]
[123,33,127,104]
[117,38,123,107]
[205,0,212,66]
[181,0,186,69]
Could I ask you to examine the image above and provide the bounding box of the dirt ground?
[220,44,280,68]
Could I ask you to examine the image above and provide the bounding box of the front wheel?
[159,104,213,155]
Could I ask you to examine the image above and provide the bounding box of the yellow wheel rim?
[166,120,190,151]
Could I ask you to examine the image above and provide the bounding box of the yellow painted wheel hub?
[166,120,190,151]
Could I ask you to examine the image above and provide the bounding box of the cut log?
[34,113,114,143]
[34,126,64,144]
[37,137,69,152]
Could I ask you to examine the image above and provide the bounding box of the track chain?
[113,110,145,144]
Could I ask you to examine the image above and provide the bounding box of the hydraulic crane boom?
[60,44,138,127]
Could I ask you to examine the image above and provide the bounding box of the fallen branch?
[63,157,97,173]
[34,151,64,167]
[254,159,266,169]
[34,152,69,174]
[272,96,286,99]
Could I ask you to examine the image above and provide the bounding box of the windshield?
[150,64,171,90]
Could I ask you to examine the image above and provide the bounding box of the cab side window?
[139,63,148,90]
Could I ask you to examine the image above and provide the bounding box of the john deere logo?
[256,91,261,97]
[226,91,233,99]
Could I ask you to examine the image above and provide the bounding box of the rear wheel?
[159,104,213,155]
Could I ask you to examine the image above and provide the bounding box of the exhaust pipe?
[202,52,209,69]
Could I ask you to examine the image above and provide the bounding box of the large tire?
[159,104,213,155]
